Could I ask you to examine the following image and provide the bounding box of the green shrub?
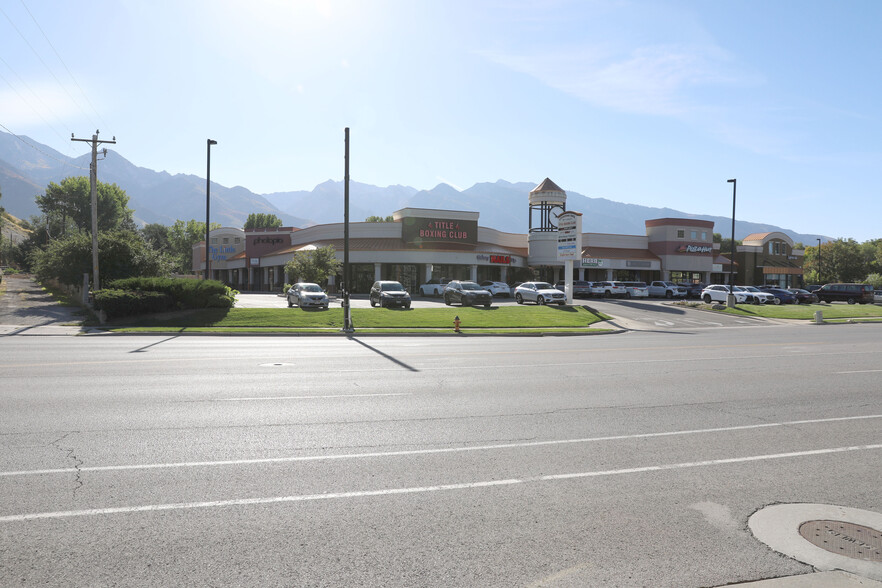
[94,289,173,319]
[105,277,237,309]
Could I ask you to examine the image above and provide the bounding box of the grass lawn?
[692,301,882,320]
[102,305,612,332]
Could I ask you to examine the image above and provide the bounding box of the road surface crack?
[49,432,84,495]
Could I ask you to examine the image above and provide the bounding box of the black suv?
[815,283,874,304]
[369,281,412,308]
[443,280,493,307]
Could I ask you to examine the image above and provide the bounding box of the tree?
[141,223,171,251]
[365,215,394,222]
[822,238,865,283]
[36,176,134,236]
[167,219,220,273]
[284,245,340,285]
[30,229,172,287]
[243,213,283,230]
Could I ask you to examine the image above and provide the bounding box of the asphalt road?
[2,322,881,587]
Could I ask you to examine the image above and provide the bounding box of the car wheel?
[370,297,376,307]
[484,302,491,308]
[404,303,411,309]
[537,296,546,305]
[703,294,713,304]
[665,291,673,299]
[444,295,451,306]
[793,298,800,305]
[603,290,611,298]
[626,292,631,299]
[558,301,565,306]
[753,297,761,305]
[323,304,329,310]
[515,293,523,304]
[773,298,781,305]
[287,298,293,308]
[847,297,856,304]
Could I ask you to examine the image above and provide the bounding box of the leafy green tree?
[284,245,340,285]
[30,229,172,286]
[243,213,283,230]
[141,223,171,251]
[864,273,882,289]
[822,238,865,283]
[36,176,134,235]
[167,219,220,273]
[365,215,394,222]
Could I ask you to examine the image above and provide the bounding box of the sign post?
[556,211,583,305]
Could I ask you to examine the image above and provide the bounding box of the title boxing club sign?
[402,217,478,248]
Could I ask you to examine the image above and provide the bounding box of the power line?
[0,4,100,132]
[17,0,109,131]
[0,122,89,172]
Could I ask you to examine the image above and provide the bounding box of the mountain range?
[1,131,828,244]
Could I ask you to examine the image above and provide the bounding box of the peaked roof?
[530,177,565,194]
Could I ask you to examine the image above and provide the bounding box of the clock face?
[549,205,565,227]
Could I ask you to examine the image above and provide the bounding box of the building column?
[263,267,269,290]
[500,267,508,283]
[374,263,382,281]
[425,264,433,282]
[606,269,614,280]
[470,265,478,282]
[578,268,585,280]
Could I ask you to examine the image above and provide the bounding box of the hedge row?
[94,289,173,319]
[95,277,237,319]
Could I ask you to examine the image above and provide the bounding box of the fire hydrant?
[454,315,461,333]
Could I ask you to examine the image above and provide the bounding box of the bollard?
[814,310,823,324]
[454,315,461,333]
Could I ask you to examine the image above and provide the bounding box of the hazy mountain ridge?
[0,131,829,244]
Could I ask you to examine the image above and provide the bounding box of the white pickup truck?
[418,278,450,297]
[647,281,688,298]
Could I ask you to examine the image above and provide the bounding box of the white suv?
[701,284,748,304]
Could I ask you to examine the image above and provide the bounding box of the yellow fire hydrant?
[454,315,461,333]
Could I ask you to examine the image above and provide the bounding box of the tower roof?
[530,178,565,194]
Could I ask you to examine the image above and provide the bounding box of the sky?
[1,0,880,241]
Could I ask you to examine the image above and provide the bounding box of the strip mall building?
[194,179,805,292]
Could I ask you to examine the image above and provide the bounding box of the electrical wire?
[0,122,89,172]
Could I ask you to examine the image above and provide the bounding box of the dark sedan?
[444,280,493,307]
[759,287,798,304]
[788,288,818,304]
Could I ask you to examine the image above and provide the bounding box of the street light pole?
[816,238,822,284]
[727,178,737,307]
[205,139,217,280]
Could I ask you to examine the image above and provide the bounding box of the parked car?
[418,278,449,297]
[678,283,707,299]
[514,282,566,305]
[787,288,818,304]
[875,290,882,304]
[739,285,776,305]
[621,281,649,298]
[369,280,412,308]
[701,284,748,304]
[647,281,687,298]
[805,284,822,293]
[759,286,798,304]
[444,280,493,307]
[479,280,511,297]
[554,280,594,298]
[591,281,628,298]
[287,283,329,309]
[814,283,875,305]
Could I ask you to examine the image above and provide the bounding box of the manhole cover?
[799,520,882,562]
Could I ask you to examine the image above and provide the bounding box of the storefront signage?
[581,258,604,267]
[401,217,478,247]
[557,211,582,261]
[677,244,713,254]
[250,258,260,266]
[209,245,236,262]
[626,260,651,268]
[252,236,284,246]
[490,254,510,264]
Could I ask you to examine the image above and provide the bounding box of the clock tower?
[529,177,567,232]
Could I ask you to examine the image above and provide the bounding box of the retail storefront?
[194,179,804,293]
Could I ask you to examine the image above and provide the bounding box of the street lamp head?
[727,178,736,183]
[208,139,217,145]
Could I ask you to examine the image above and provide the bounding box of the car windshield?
[381,283,404,291]
[534,282,553,289]
[301,285,323,292]
[742,286,759,292]
[461,282,483,290]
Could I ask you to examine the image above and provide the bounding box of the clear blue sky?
[2,0,880,241]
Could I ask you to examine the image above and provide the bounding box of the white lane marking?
[654,320,675,326]
[3,414,880,478]
[213,393,412,402]
[2,443,881,522]
[836,369,882,374]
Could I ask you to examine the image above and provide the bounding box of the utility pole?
[342,127,353,333]
[71,130,115,293]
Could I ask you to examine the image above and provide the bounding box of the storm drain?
[799,520,882,562]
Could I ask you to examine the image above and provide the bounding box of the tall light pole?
[727,179,737,307]
[816,237,822,284]
[205,139,217,280]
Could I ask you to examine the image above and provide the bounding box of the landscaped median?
[682,300,882,322]
[98,305,614,335]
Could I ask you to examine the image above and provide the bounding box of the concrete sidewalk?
[723,571,882,587]
[0,323,95,336]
